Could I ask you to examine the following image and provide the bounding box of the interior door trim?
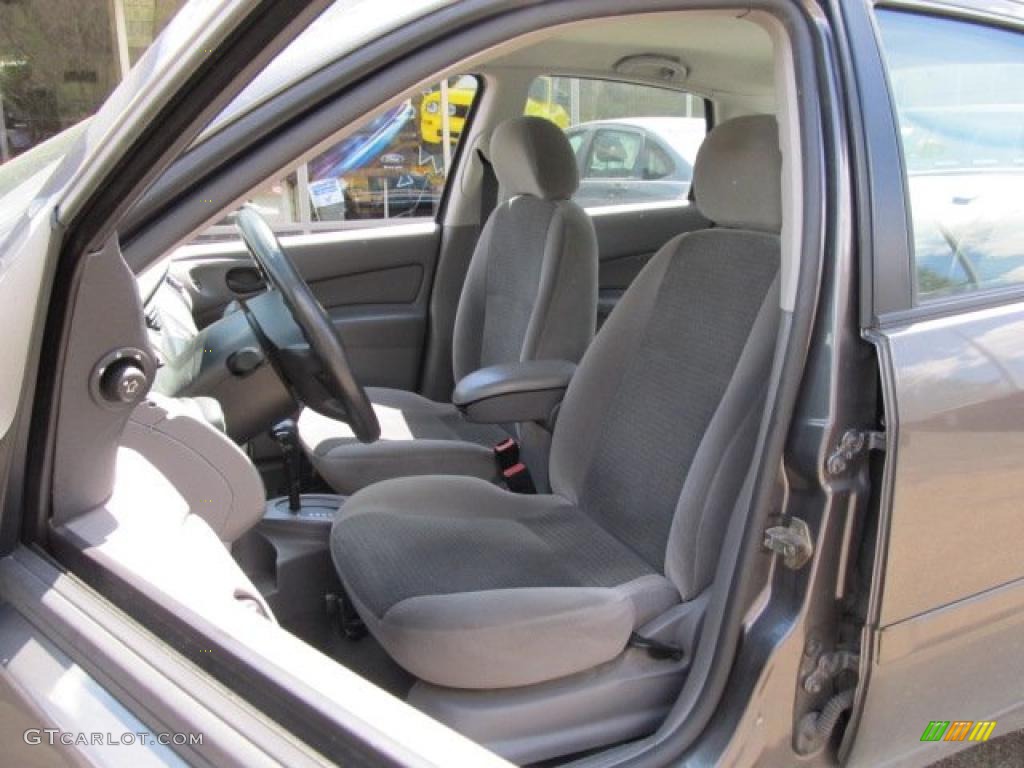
[172,220,439,261]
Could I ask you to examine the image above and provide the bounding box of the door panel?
[879,306,1024,626]
[311,264,423,307]
[170,222,439,391]
[589,202,709,324]
[851,311,1024,766]
[850,8,1024,764]
[171,256,264,326]
[324,308,426,391]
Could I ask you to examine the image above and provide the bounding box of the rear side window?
[877,11,1024,301]
[197,75,480,240]
[523,76,706,208]
[586,129,643,178]
[641,141,676,181]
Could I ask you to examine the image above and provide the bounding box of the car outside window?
[197,75,480,240]
[523,76,706,209]
[641,140,675,181]
[566,131,586,156]
[587,129,643,179]
[877,10,1024,302]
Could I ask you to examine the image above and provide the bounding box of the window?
[587,129,642,178]
[247,173,300,228]
[878,11,1024,301]
[523,76,706,208]
[567,131,585,156]
[0,0,185,163]
[199,75,480,239]
[641,141,675,181]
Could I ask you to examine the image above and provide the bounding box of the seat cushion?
[298,388,509,494]
[58,446,275,625]
[331,476,680,689]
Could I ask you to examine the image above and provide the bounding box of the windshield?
[201,0,456,141]
[0,120,89,199]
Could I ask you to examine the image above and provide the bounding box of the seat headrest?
[693,115,782,233]
[490,116,579,201]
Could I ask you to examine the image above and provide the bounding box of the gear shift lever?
[271,419,302,513]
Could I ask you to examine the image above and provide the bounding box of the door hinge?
[795,649,861,755]
[763,517,813,569]
[826,429,885,477]
[803,649,860,694]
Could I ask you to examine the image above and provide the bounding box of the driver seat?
[328,116,782,755]
[298,116,597,494]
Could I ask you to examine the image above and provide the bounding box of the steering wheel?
[235,206,380,443]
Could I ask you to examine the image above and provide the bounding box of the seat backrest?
[549,115,783,601]
[452,116,598,382]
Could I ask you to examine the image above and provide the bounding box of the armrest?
[453,360,576,425]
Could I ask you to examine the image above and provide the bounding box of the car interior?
[45,7,808,765]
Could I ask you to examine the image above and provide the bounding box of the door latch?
[763,517,813,569]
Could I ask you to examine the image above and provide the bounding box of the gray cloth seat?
[331,115,784,690]
[299,116,598,494]
[331,475,679,688]
[298,388,508,492]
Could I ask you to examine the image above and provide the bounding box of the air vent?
[613,54,688,84]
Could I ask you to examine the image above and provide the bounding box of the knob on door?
[92,348,153,408]
[101,359,149,404]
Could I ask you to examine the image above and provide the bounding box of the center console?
[232,491,346,633]
[263,492,342,526]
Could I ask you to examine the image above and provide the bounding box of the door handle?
[225,266,266,295]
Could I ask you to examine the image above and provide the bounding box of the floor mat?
[287,611,415,699]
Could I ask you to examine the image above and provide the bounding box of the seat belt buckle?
[502,462,536,494]
[493,437,520,470]
[495,439,535,493]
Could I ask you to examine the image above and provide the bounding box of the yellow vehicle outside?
[419,76,569,145]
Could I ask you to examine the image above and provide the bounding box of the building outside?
[0,0,185,162]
